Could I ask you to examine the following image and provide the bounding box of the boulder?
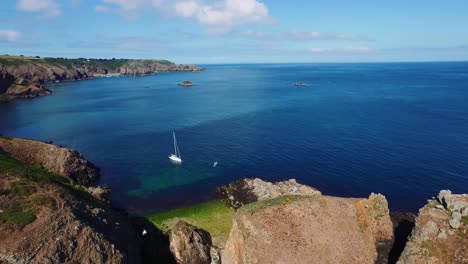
[221,191,393,264]
[169,221,219,264]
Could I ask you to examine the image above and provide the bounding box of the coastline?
[0,136,466,263]
[0,56,204,101]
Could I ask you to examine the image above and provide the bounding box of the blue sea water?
[1,62,468,214]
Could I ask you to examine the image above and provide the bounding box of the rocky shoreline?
[0,136,466,263]
[0,57,203,101]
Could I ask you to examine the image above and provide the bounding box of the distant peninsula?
[0,55,203,101]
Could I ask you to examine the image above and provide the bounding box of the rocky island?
[0,136,466,263]
[0,56,203,101]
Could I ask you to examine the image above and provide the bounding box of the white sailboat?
[169,131,182,163]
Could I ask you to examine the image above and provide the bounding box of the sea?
[1,62,467,214]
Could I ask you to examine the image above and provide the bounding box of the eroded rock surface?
[397,190,468,264]
[0,137,99,186]
[216,178,321,209]
[0,164,141,263]
[221,191,393,264]
[169,221,220,264]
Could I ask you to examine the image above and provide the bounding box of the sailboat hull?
[169,154,182,163]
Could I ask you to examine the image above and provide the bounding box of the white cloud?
[0,30,22,42]
[17,0,62,17]
[95,0,269,31]
[309,46,373,54]
[175,0,269,31]
[95,5,113,13]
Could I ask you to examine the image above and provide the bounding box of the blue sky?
[1,0,468,63]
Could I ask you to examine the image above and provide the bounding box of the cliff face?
[165,178,393,264]
[0,137,99,186]
[0,65,51,100]
[221,194,393,264]
[397,190,468,264]
[0,56,203,101]
[0,138,142,264]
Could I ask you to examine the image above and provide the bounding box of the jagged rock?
[170,221,216,264]
[462,207,468,217]
[449,219,460,229]
[86,186,112,201]
[437,190,451,204]
[398,191,468,264]
[0,137,99,186]
[216,178,321,209]
[452,201,467,212]
[452,211,462,221]
[221,190,393,264]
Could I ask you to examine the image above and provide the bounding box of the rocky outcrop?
[0,66,51,100]
[169,221,220,264]
[216,178,321,209]
[0,65,15,94]
[219,179,393,264]
[0,150,141,263]
[397,190,468,264]
[0,137,99,186]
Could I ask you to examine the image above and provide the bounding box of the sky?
[1,0,468,64]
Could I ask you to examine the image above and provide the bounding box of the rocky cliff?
[0,56,203,101]
[397,190,467,264]
[0,138,142,263]
[0,137,99,186]
[167,178,393,264]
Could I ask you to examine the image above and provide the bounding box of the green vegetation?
[0,55,175,72]
[0,209,36,227]
[0,153,73,186]
[242,195,312,213]
[147,199,234,246]
[0,153,93,228]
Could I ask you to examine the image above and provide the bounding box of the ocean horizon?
[1,62,467,214]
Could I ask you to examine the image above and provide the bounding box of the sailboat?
[169,131,182,163]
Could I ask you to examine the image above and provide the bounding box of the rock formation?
[220,190,393,264]
[216,178,321,209]
[0,65,51,100]
[169,221,220,264]
[0,140,141,264]
[397,190,468,264]
[0,137,99,186]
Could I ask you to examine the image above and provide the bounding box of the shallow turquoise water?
[1,62,467,213]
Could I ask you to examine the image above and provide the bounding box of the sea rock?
[0,137,99,186]
[216,178,321,209]
[86,186,112,201]
[169,221,218,264]
[221,190,393,264]
[398,191,468,264]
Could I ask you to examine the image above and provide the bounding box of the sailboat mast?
[173,131,177,155]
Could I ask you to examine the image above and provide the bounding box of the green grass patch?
[241,195,314,213]
[0,209,36,227]
[147,199,234,246]
[0,153,91,200]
